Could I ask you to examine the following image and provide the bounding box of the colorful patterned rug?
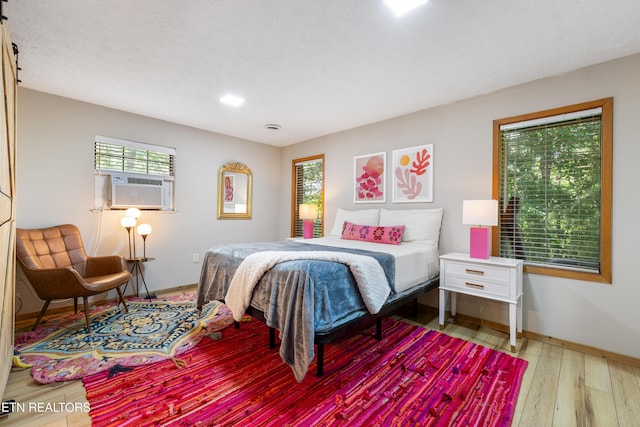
[84,318,528,426]
[13,294,233,383]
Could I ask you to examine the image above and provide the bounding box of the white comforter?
[225,250,391,322]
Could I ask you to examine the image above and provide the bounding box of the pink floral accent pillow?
[341,221,405,245]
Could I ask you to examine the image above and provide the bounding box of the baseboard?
[444,311,640,369]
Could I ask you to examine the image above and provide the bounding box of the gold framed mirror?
[217,162,252,219]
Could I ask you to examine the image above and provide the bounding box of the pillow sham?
[379,208,443,243]
[341,221,405,245]
[329,208,380,236]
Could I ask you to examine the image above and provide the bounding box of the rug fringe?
[171,357,187,369]
[12,355,32,369]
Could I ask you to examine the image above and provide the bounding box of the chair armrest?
[86,255,127,277]
[19,266,90,300]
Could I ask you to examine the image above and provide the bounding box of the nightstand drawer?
[445,261,511,283]
[443,274,510,298]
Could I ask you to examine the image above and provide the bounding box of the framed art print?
[354,151,386,203]
[224,174,235,203]
[392,144,433,203]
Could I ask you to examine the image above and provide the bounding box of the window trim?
[492,98,612,283]
[290,154,324,238]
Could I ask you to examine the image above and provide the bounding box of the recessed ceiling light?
[219,94,245,107]
[384,0,429,17]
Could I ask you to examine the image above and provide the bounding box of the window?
[291,155,324,238]
[94,136,176,211]
[492,98,612,283]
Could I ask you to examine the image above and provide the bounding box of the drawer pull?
[465,269,485,275]
[465,282,485,290]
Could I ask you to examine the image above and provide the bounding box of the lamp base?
[470,227,491,259]
[303,220,314,239]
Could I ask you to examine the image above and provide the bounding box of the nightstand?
[439,252,523,352]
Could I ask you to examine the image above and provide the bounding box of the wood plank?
[512,337,543,426]
[585,387,618,427]
[553,348,585,427]
[474,326,508,350]
[518,343,562,427]
[609,360,640,425]
[439,320,480,342]
[585,354,612,393]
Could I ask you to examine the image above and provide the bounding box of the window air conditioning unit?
[110,173,164,209]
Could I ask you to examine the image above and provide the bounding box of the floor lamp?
[137,223,152,259]
[120,216,136,259]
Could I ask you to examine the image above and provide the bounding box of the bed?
[197,207,443,381]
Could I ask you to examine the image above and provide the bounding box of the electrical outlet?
[192,253,200,263]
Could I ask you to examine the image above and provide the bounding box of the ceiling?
[5,1,640,147]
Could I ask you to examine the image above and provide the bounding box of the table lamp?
[462,200,498,259]
[299,204,318,239]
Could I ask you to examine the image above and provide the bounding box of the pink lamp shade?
[299,204,318,239]
[463,200,498,259]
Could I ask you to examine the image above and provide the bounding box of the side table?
[439,252,523,352]
[125,257,157,299]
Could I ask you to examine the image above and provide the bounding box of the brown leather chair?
[16,224,131,332]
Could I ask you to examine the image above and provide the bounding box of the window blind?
[94,135,175,177]
[498,110,602,273]
[294,164,305,237]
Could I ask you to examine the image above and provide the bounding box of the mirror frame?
[217,162,253,219]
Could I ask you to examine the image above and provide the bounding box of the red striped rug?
[83,318,527,426]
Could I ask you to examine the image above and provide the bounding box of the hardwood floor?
[2,299,639,426]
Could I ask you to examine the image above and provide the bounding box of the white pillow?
[379,208,443,243]
[330,208,380,236]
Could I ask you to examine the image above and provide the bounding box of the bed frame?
[238,276,439,377]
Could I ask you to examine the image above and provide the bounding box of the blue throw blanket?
[197,240,395,381]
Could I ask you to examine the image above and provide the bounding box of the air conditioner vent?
[126,177,163,186]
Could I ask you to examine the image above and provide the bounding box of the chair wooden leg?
[82,296,91,332]
[116,287,129,312]
[32,300,51,331]
[73,297,78,314]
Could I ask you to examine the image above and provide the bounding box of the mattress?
[297,236,439,293]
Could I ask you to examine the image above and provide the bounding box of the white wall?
[15,89,282,314]
[280,53,640,359]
